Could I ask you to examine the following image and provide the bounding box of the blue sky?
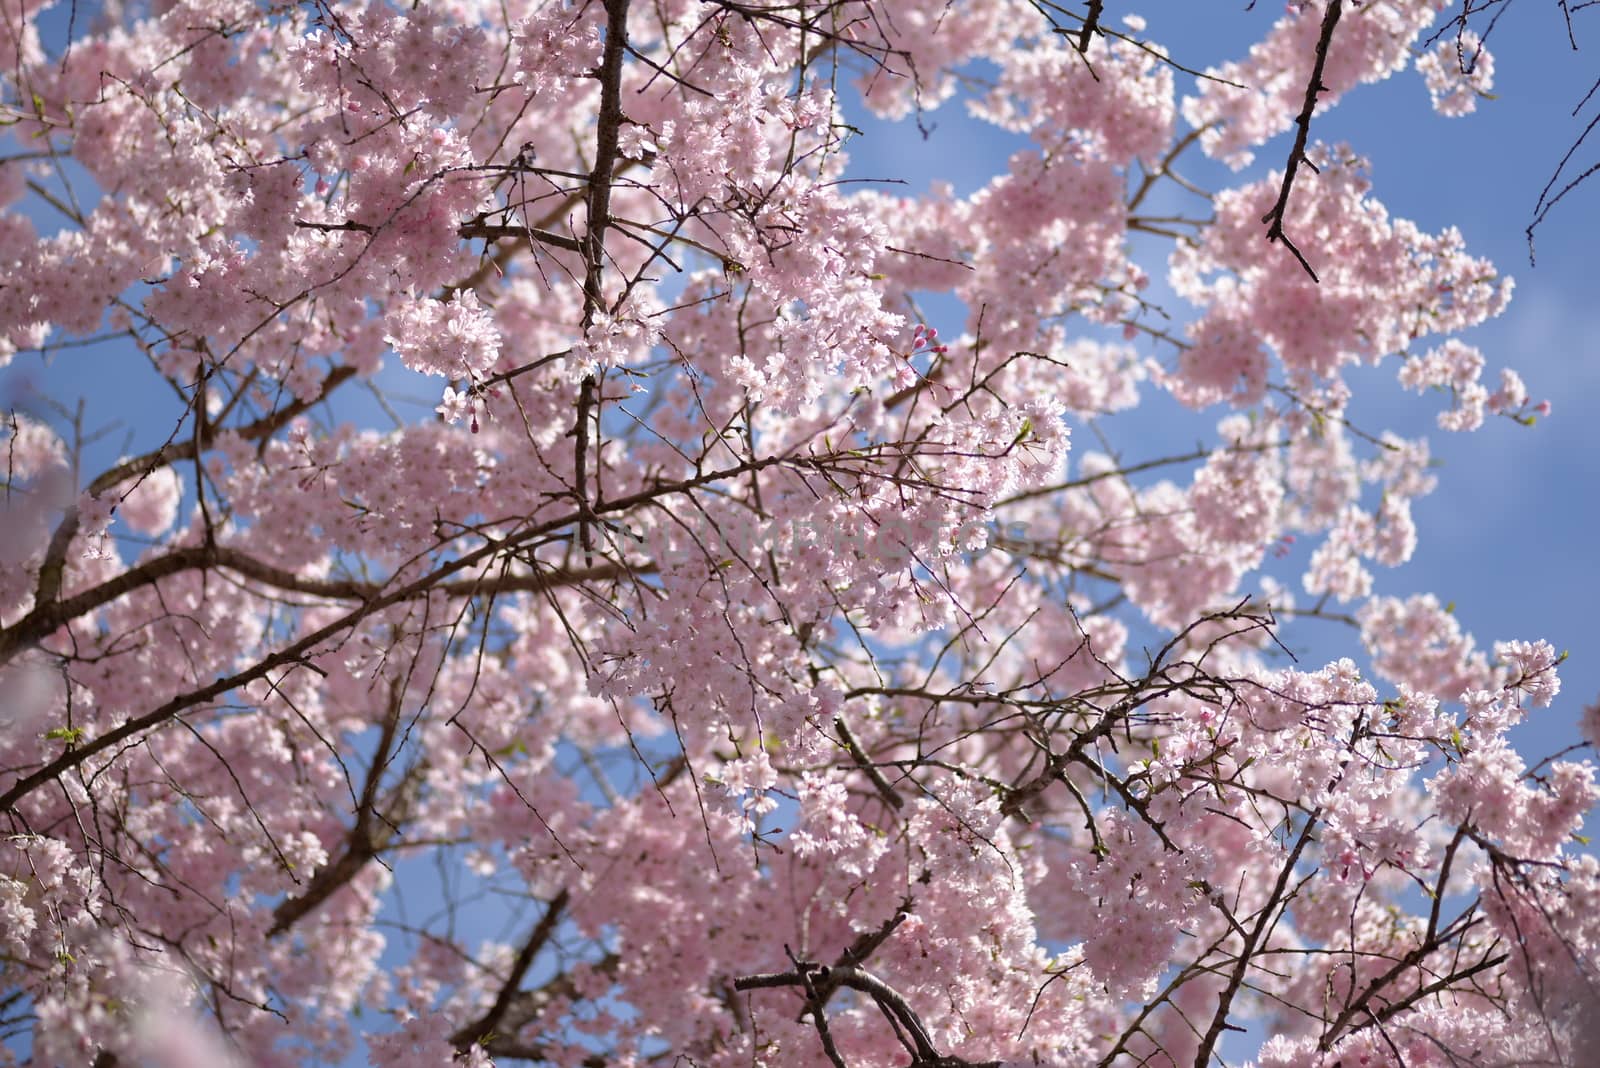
[1167,0,1600,779]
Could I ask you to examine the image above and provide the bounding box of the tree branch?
[574,0,634,558]
[1,452,801,814]
[1260,0,1344,283]
[451,889,572,1051]
[1,545,635,667]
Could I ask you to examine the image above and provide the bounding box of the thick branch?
[834,716,904,810]
[574,0,633,556]
[1192,811,1321,1066]
[1077,0,1103,54]
[298,217,586,254]
[269,689,415,936]
[32,366,359,608]
[451,889,572,1051]
[0,453,795,814]
[735,962,1000,1068]
[1,545,635,667]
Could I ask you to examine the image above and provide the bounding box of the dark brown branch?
[1077,0,1103,54]
[1029,1,1248,91]
[482,1044,604,1067]
[1317,826,1471,1049]
[834,716,904,809]
[292,218,373,233]
[266,832,381,936]
[574,0,633,557]
[0,452,795,814]
[451,889,572,1051]
[298,216,586,253]
[796,953,851,1068]
[457,221,585,253]
[1527,103,1600,263]
[1260,0,1344,283]
[32,365,360,608]
[998,440,1281,502]
[476,951,621,1061]
[1358,948,1511,1037]
[1,546,636,667]
[1192,810,1321,1067]
[735,961,1001,1068]
[269,687,415,936]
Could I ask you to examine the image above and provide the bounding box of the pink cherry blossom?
[0,2,1592,1066]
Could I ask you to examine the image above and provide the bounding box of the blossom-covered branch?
[0,1,1592,1066]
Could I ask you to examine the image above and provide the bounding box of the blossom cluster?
[0,1,1592,1066]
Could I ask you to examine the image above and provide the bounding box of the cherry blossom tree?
[1,1,1596,1066]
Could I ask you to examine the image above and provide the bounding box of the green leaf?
[492,738,529,758]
